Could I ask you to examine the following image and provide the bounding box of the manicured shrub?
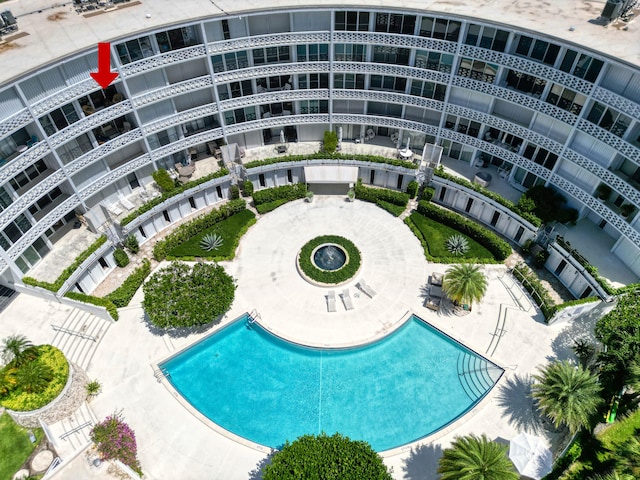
[120,169,229,226]
[64,292,119,321]
[123,234,139,254]
[0,345,69,411]
[376,200,405,217]
[90,412,142,476]
[105,259,151,308]
[512,262,555,320]
[534,249,550,268]
[230,184,240,199]
[322,130,339,153]
[252,183,307,206]
[242,179,254,197]
[406,180,419,198]
[143,262,235,329]
[153,199,246,261]
[243,152,417,170]
[416,201,512,260]
[298,235,361,284]
[263,433,392,480]
[152,168,176,193]
[421,186,435,202]
[255,199,290,214]
[354,179,409,207]
[113,248,129,268]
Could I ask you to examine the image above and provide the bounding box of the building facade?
[0,7,639,292]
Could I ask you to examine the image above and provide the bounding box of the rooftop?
[1,0,639,86]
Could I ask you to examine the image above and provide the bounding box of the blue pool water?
[162,314,503,451]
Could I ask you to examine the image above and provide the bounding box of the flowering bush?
[90,412,142,476]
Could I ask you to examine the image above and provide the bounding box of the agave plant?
[200,233,223,252]
[446,234,470,256]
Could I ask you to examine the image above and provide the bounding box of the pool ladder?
[153,366,171,383]
[248,309,261,325]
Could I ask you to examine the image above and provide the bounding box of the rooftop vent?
[0,10,18,38]
[601,0,638,22]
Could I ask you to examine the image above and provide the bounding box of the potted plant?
[594,183,612,202]
[306,190,314,203]
[86,379,101,400]
[620,203,636,218]
[347,189,355,202]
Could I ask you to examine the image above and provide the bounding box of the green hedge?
[354,180,409,207]
[153,199,246,261]
[421,186,435,202]
[298,236,361,284]
[376,200,405,217]
[65,292,119,321]
[243,152,417,170]
[255,199,290,214]
[553,295,600,314]
[511,262,555,321]
[105,259,152,307]
[0,345,69,411]
[120,168,229,226]
[406,180,419,198]
[252,183,307,206]
[406,212,498,263]
[433,168,542,227]
[113,248,129,267]
[152,168,176,193]
[23,236,108,292]
[416,201,512,260]
[323,130,338,153]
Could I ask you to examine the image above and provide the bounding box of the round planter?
[296,235,362,286]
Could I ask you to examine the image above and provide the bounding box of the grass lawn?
[408,212,495,260]
[0,412,44,479]
[168,209,256,259]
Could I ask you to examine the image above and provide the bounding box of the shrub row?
[120,168,230,226]
[152,168,176,193]
[243,152,417,170]
[416,201,512,260]
[153,199,246,261]
[113,248,129,267]
[354,180,410,207]
[105,259,152,307]
[298,236,361,284]
[65,292,119,320]
[376,200,405,217]
[433,168,542,227]
[511,262,555,320]
[23,236,108,292]
[255,199,291,214]
[252,183,307,206]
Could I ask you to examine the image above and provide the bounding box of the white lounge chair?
[341,289,354,310]
[327,291,336,312]
[120,196,135,210]
[106,202,123,217]
[356,279,377,298]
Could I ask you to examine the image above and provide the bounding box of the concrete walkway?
[0,197,612,480]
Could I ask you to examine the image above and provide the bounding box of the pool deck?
[0,197,615,479]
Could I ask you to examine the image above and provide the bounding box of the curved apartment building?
[0,1,639,298]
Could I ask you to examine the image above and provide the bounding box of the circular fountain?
[296,235,361,285]
[312,244,347,271]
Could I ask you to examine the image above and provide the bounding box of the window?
[224,106,257,125]
[514,36,560,66]
[410,80,447,101]
[10,159,49,191]
[56,134,93,164]
[419,17,461,41]
[335,11,369,31]
[229,80,253,98]
[298,73,329,89]
[505,70,546,96]
[298,100,328,114]
[586,102,631,137]
[296,44,329,62]
[259,174,266,187]
[443,115,481,138]
[414,50,454,73]
[0,186,12,212]
[211,51,249,72]
[334,44,367,62]
[222,19,230,40]
[2,213,32,246]
[559,50,604,82]
[457,58,498,84]
[39,103,80,135]
[28,187,63,216]
[370,75,407,92]
[155,26,200,52]
[465,24,509,52]
[545,84,586,115]
[0,128,31,158]
[372,46,410,65]
[116,36,154,64]
[253,46,290,65]
[522,144,558,169]
[333,74,365,90]
[374,13,416,34]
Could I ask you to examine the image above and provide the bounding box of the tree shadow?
[401,443,443,480]
[549,305,605,363]
[247,450,276,480]
[495,373,547,434]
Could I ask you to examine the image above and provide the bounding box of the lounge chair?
[341,289,354,310]
[106,202,123,217]
[425,283,442,311]
[356,279,377,298]
[326,291,336,312]
[120,197,135,210]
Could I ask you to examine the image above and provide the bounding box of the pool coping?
[152,309,507,457]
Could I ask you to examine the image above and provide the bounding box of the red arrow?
[90,42,118,88]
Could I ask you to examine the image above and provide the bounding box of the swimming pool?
[161,314,503,452]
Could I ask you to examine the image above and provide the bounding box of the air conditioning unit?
[0,10,18,36]
[601,0,623,19]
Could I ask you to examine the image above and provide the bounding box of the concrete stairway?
[49,402,98,458]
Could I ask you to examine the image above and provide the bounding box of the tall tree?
[438,434,519,480]
[442,264,488,309]
[532,360,603,433]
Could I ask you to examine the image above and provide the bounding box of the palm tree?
[588,470,635,480]
[1,334,36,366]
[617,436,640,477]
[442,264,488,310]
[16,361,53,394]
[531,360,603,433]
[438,434,519,480]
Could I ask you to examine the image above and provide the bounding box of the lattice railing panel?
[0,143,51,183]
[65,130,143,175]
[48,101,133,147]
[225,115,329,136]
[0,110,31,138]
[214,62,330,83]
[31,79,97,116]
[332,31,457,53]
[132,76,214,108]
[120,45,208,77]
[150,129,224,161]
[207,32,331,54]
[219,89,328,112]
[78,154,153,198]
[577,119,640,160]
[333,89,444,111]
[592,86,640,119]
[331,113,439,136]
[333,62,451,84]
[143,104,220,135]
